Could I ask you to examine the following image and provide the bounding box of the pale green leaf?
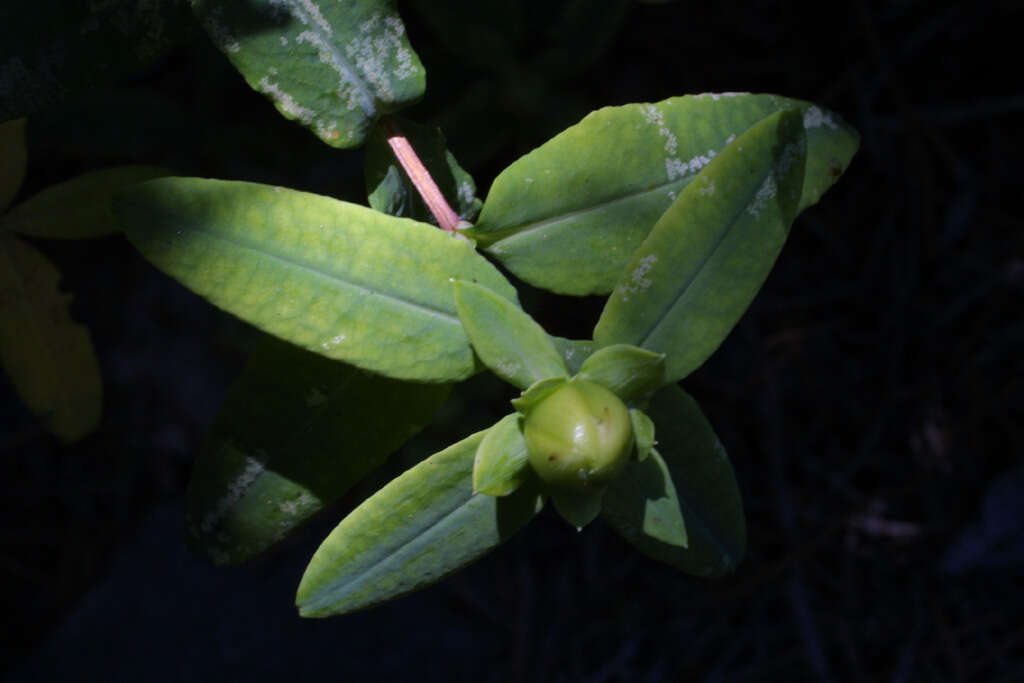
[296,429,544,617]
[191,0,425,148]
[469,93,858,295]
[510,376,567,414]
[577,343,665,403]
[2,166,171,239]
[185,334,450,565]
[603,448,687,548]
[0,119,26,213]
[0,233,101,442]
[630,409,655,461]
[365,118,480,223]
[117,178,517,382]
[594,109,807,383]
[551,336,596,375]
[453,279,567,389]
[473,413,530,496]
[603,385,744,576]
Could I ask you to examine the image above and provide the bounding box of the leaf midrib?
[184,222,460,326]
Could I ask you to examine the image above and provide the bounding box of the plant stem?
[384,118,460,233]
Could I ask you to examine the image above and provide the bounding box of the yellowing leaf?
[0,234,102,441]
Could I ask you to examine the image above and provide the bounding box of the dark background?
[2,0,1022,680]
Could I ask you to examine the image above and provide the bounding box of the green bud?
[522,379,633,491]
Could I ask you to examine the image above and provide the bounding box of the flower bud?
[523,379,633,491]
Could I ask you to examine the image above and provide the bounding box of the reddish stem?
[384,118,460,233]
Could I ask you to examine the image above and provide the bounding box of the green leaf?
[2,166,171,239]
[0,0,196,120]
[468,93,858,295]
[594,109,807,383]
[550,488,604,530]
[630,409,655,461]
[0,119,26,213]
[551,337,596,375]
[510,376,568,414]
[117,177,517,382]
[0,233,101,442]
[191,0,425,149]
[296,429,544,617]
[577,343,666,403]
[365,118,480,224]
[604,385,744,576]
[473,413,531,496]
[603,449,687,548]
[185,334,450,565]
[453,279,567,389]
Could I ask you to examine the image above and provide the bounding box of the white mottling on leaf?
[725,134,736,145]
[803,105,837,130]
[524,178,534,183]
[200,454,266,535]
[497,360,521,378]
[699,177,716,196]
[320,333,346,350]
[258,76,316,123]
[618,254,658,301]
[696,91,748,100]
[747,176,777,217]
[457,180,474,207]
[270,0,332,35]
[667,190,677,201]
[666,149,716,182]
[279,491,317,516]
[202,14,240,53]
[280,35,289,46]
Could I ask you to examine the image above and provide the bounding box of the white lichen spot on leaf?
[803,105,838,130]
[617,254,658,301]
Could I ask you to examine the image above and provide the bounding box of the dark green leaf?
[0,0,196,120]
[185,335,450,565]
[630,409,655,461]
[473,413,530,496]
[603,449,687,548]
[296,429,544,617]
[117,178,517,382]
[468,94,858,295]
[577,343,665,403]
[453,279,567,389]
[365,118,480,224]
[2,166,171,239]
[604,385,744,576]
[550,488,604,530]
[594,109,806,382]
[191,0,424,148]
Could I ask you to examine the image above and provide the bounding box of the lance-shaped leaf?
[510,376,567,414]
[0,0,195,120]
[296,430,544,617]
[191,0,425,149]
[117,178,517,382]
[473,413,530,496]
[594,109,807,383]
[603,449,687,548]
[603,385,744,576]
[185,335,450,565]
[365,118,480,223]
[630,409,655,462]
[453,279,567,389]
[0,234,101,442]
[577,343,665,403]
[468,93,858,295]
[0,119,27,213]
[2,166,170,239]
[551,488,604,530]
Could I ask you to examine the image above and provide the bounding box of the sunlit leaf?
[577,343,665,403]
[469,93,858,295]
[453,279,567,389]
[296,429,544,617]
[191,0,425,148]
[117,177,517,382]
[594,109,807,382]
